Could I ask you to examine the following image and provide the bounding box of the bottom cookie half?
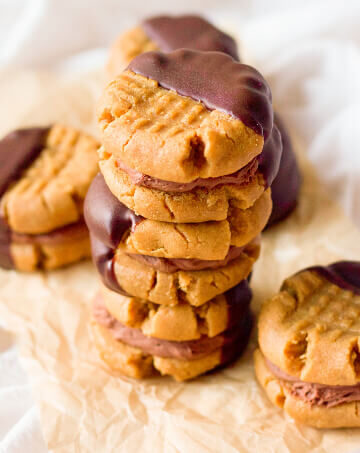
[4,220,91,271]
[254,349,360,428]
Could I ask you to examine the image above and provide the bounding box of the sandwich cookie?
[0,125,99,271]
[91,282,253,381]
[255,261,360,428]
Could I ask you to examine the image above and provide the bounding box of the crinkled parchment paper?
[0,69,360,453]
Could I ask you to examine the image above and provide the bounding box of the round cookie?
[107,15,239,78]
[0,125,99,271]
[256,261,360,428]
[98,49,273,183]
[266,114,301,228]
[92,294,252,381]
[85,173,270,262]
[100,279,252,341]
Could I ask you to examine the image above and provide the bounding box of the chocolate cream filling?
[84,174,255,294]
[142,15,239,61]
[265,358,360,408]
[94,292,252,361]
[0,127,50,269]
[128,245,247,273]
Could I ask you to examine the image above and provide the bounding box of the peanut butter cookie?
[98,50,273,183]
[0,125,99,270]
[255,261,360,428]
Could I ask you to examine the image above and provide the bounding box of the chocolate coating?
[306,261,360,295]
[266,114,301,227]
[224,279,252,329]
[0,127,50,269]
[84,173,142,295]
[142,15,239,60]
[258,121,282,188]
[128,49,273,138]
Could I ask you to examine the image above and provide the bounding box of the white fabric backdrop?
[0,0,359,451]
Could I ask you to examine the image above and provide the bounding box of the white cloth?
[0,0,359,451]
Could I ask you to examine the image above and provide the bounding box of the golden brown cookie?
[112,242,259,306]
[256,261,360,428]
[99,155,266,222]
[106,15,239,79]
[0,125,99,270]
[100,278,252,341]
[98,50,272,183]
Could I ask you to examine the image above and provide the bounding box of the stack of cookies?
[85,47,281,381]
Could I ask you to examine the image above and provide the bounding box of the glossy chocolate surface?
[306,261,360,295]
[0,127,50,269]
[128,49,273,138]
[142,15,239,60]
[84,173,142,295]
[266,113,301,227]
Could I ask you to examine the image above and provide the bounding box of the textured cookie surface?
[98,70,265,182]
[1,124,99,234]
[101,278,251,341]
[99,154,266,222]
[258,268,360,386]
[254,349,360,428]
[112,243,259,306]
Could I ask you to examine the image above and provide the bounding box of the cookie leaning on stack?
[0,125,99,271]
[255,262,360,428]
[86,47,279,381]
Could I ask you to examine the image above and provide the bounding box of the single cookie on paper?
[91,289,252,381]
[0,125,99,271]
[255,261,360,428]
[106,15,239,78]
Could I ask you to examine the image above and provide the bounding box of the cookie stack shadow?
[84,49,279,381]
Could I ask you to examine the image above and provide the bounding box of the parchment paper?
[1,69,360,453]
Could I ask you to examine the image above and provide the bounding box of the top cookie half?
[98,49,273,183]
[106,15,239,78]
